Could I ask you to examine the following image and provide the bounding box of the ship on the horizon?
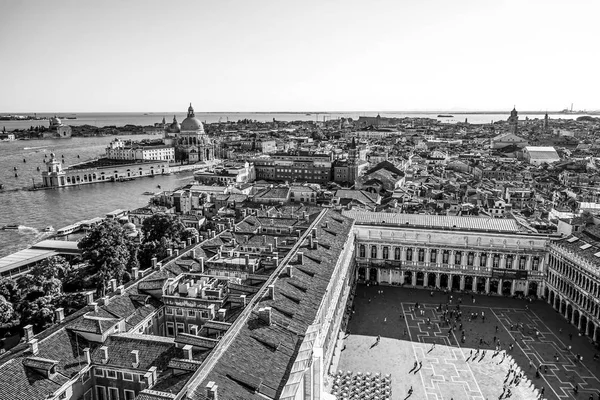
[437,114,454,118]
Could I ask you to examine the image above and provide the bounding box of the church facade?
[164,104,215,163]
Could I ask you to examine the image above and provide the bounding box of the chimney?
[151,257,157,268]
[54,307,65,323]
[240,294,247,307]
[268,284,275,300]
[190,249,196,259]
[131,350,139,367]
[274,237,278,248]
[132,267,139,280]
[166,248,173,257]
[183,344,193,360]
[309,235,313,248]
[23,324,34,342]
[174,249,180,257]
[109,278,117,293]
[187,238,192,247]
[157,262,163,270]
[218,308,226,321]
[297,252,304,264]
[258,307,272,325]
[90,302,99,313]
[117,285,125,295]
[313,239,319,250]
[83,348,91,365]
[262,235,267,244]
[312,227,317,239]
[29,339,39,356]
[268,243,273,253]
[100,346,109,364]
[206,382,219,400]
[199,257,205,272]
[244,254,250,269]
[195,234,200,244]
[85,291,94,305]
[287,264,294,278]
[273,256,279,266]
[149,366,157,385]
[189,325,198,335]
[103,296,110,306]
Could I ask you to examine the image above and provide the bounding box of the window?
[519,257,526,270]
[82,370,91,383]
[59,392,67,399]
[84,389,93,400]
[442,251,449,264]
[96,387,106,400]
[406,248,413,262]
[123,372,133,381]
[532,257,539,271]
[493,255,500,268]
[371,246,377,259]
[106,369,117,379]
[418,249,425,262]
[95,368,104,377]
[201,311,209,319]
[430,250,437,263]
[166,322,175,336]
[166,307,173,315]
[467,253,474,266]
[394,247,401,260]
[124,390,135,400]
[359,245,365,258]
[108,387,119,400]
[176,308,183,316]
[187,310,195,318]
[454,251,462,265]
[382,247,389,259]
[176,323,185,334]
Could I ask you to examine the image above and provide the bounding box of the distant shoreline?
[1,110,599,115]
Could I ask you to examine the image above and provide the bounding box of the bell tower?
[347,137,359,187]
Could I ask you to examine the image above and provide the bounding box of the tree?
[0,278,20,304]
[17,296,55,331]
[0,298,17,328]
[78,220,132,295]
[141,213,186,244]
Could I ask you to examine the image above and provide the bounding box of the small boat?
[0,184,4,190]
[36,166,40,171]
[43,226,54,232]
[142,191,155,196]
[23,158,26,163]
[77,155,80,158]
[157,185,161,189]
[437,114,454,118]
[13,166,17,171]
[1,225,19,230]
[14,173,18,177]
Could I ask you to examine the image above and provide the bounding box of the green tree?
[0,298,17,328]
[142,213,187,244]
[78,220,131,295]
[17,296,55,331]
[0,278,20,303]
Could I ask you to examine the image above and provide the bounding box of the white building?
[523,146,560,166]
[106,138,175,162]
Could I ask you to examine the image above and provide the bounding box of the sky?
[0,0,599,113]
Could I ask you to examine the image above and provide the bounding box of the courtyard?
[332,285,600,400]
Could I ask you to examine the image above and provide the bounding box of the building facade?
[105,138,175,162]
[345,211,548,297]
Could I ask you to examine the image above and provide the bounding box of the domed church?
[165,103,215,162]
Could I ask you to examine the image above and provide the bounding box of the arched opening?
[452,275,461,291]
[416,271,424,287]
[440,274,449,289]
[404,270,413,286]
[427,272,437,288]
[477,277,486,293]
[465,276,474,291]
[549,290,555,308]
[544,287,550,300]
[490,279,499,294]
[358,267,366,281]
[560,299,566,315]
[502,280,512,296]
[566,304,573,323]
[581,315,588,334]
[369,268,378,283]
[528,282,538,297]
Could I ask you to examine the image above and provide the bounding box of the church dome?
[169,115,181,133]
[123,222,136,231]
[49,116,61,126]
[180,103,204,132]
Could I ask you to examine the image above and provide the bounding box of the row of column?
[548,291,598,341]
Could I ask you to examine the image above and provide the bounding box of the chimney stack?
[274,237,278,248]
[244,254,250,269]
[287,264,294,278]
[151,257,157,268]
[85,291,94,305]
[297,252,304,264]
[258,307,272,325]
[268,284,275,300]
[117,285,125,295]
[183,344,193,360]
[199,257,205,272]
[132,267,139,280]
[313,239,319,250]
[218,308,226,321]
[131,350,139,367]
[23,324,34,342]
[190,248,196,260]
[54,307,65,323]
[174,249,179,257]
[100,346,109,364]
[206,382,219,400]
[83,348,91,365]
[103,295,110,306]
[166,248,173,257]
[187,238,192,247]
[109,278,117,293]
[29,339,39,356]
[240,294,247,307]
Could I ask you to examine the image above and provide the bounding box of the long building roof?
[342,210,522,233]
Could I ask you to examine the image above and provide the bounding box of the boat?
[437,114,454,118]
[142,191,155,196]
[43,226,54,232]
[56,223,82,236]
[1,225,20,230]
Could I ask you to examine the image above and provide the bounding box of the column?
[366,268,370,281]
[461,252,467,267]
[401,247,406,261]
[448,274,453,290]
[472,278,477,292]
[411,272,417,286]
[460,275,465,291]
[485,278,490,293]
[388,270,392,285]
[565,302,569,319]
[436,250,442,265]
[594,325,598,342]
[449,251,456,266]
[511,280,516,296]
[585,318,590,336]
[424,273,429,287]
[497,279,503,295]
[475,252,481,269]
[486,254,493,269]
[435,274,441,289]
[400,272,405,285]
[500,254,507,269]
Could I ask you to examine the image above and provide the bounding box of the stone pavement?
[332,285,600,400]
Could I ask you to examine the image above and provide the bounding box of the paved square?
[332,285,600,400]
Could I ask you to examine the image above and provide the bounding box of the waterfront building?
[194,161,254,185]
[43,116,72,138]
[253,151,333,184]
[344,210,548,297]
[165,104,215,163]
[41,153,170,188]
[105,138,175,162]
